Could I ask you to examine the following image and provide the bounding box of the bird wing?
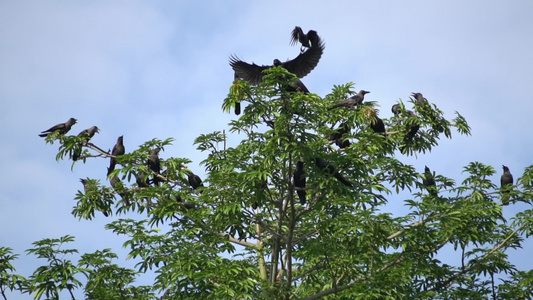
[229,55,271,85]
[290,26,303,46]
[42,123,66,133]
[281,33,325,78]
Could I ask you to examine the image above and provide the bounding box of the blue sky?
[1,1,532,298]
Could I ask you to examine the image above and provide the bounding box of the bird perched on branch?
[329,90,370,110]
[148,148,162,185]
[290,26,313,52]
[39,118,77,137]
[314,157,353,188]
[501,165,513,205]
[108,136,125,175]
[412,92,427,106]
[186,167,204,192]
[400,110,420,154]
[108,167,130,206]
[73,126,100,161]
[229,29,325,86]
[78,126,100,139]
[391,104,400,115]
[329,122,351,148]
[293,161,306,204]
[370,115,386,134]
[423,166,437,196]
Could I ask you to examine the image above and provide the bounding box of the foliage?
[2,67,533,299]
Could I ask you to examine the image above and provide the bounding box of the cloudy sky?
[1,0,532,298]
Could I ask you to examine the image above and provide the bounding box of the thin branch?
[387,212,442,240]
[429,223,527,292]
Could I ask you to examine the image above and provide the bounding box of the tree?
[2,67,533,299]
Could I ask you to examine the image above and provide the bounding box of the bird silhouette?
[329,122,351,148]
[233,73,242,115]
[39,118,77,137]
[412,92,427,105]
[77,126,100,139]
[108,167,130,206]
[186,168,204,192]
[314,157,353,188]
[148,148,162,185]
[423,166,437,196]
[370,115,386,134]
[108,136,125,175]
[293,161,306,204]
[290,26,313,52]
[73,126,100,161]
[230,30,324,85]
[501,165,513,205]
[329,90,370,110]
[391,104,400,115]
[400,111,420,153]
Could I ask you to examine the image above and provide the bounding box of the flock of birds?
[39,120,204,208]
[38,26,515,208]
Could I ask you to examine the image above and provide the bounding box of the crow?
[290,26,313,52]
[423,166,437,196]
[293,161,306,204]
[501,165,513,205]
[370,116,386,134]
[73,126,100,161]
[148,148,161,185]
[329,90,370,110]
[39,118,77,137]
[391,104,400,115]
[400,110,420,153]
[78,126,100,139]
[329,122,351,148]
[233,73,242,115]
[314,157,353,188]
[108,136,125,175]
[412,92,427,105]
[230,30,324,85]
[186,168,204,191]
[108,167,130,206]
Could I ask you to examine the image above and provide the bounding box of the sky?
[1,0,533,298]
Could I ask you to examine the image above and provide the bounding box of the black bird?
[39,118,77,137]
[187,168,204,191]
[423,166,437,196]
[78,126,100,139]
[501,165,513,205]
[290,26,312,51]
[176,195,196,210]
[73,126,100,161]
[405,111,420,139]
[229,30,325,86]
[329,122,351,148]
[233,73,242,115]
[370,116,386,134]
[329,90,370,110]
[148,148,161,185]
[284,75,310,94]
[412,92,427,105]
[391,104,400,115]
[314,157,353,188]
[108,136,125,175]
[293,161,306,204]
[135,170,150,188]
[400,111,420,153]
[108,167,130,206]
